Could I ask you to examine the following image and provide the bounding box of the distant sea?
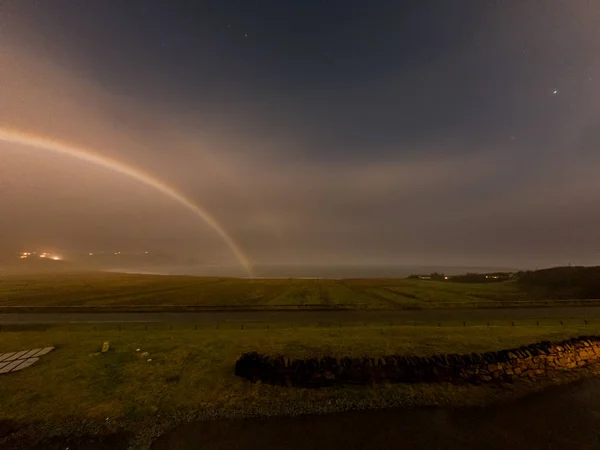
[106,264,520,279]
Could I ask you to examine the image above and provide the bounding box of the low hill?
[517,266,600,299]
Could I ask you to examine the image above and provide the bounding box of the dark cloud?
[2,0,600,270]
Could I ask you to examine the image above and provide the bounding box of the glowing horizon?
[0,127,253,275]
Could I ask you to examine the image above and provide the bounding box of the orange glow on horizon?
[0,127,253,275]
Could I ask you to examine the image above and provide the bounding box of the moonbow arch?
[0,127,253,275]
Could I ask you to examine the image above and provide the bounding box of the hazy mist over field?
[2,1,600,275]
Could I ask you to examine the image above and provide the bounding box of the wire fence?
[0,317,597,333]
[3,298,600,313]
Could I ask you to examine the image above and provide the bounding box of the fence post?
[463,320,466,327]
[536,321,539,327]
[438,322,441,328]
[241,324,244,330]
[145,324,148,331]
[560,320,564,326]
[585,319,588,325]
[487,321,490,327]
[216,323,219,330]
[511,321,515,327]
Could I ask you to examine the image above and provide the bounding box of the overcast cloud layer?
[1,0,600,270]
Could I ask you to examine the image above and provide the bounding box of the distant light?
[52,256,61,261]
[40,254,46,258]
[552,89,559,95]
[89,252,93,256]
[444,276,449,280]
[145,251,148,254]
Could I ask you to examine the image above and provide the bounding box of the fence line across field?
[0,317,596,333]
[3,298,600,312]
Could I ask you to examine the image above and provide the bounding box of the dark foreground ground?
[153,377,600,450]
[4,370,600,449]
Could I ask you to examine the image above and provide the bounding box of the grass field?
[1,322,600,428]
[3,271,599,447]
[0,271,560,310]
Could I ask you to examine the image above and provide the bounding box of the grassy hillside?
[1,322,599,426]
[518,266,600,299]
[0,271,529,309]
[3,267,600,309]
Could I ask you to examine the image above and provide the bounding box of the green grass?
[0,272,540,309]
[1,322,600,425]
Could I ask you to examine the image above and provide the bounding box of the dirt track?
[1,306,600,325]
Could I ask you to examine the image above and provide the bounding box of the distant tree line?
[407,272,445,281]
[408,266,600,297]
[408,272,512,283]
[451,272,512,283]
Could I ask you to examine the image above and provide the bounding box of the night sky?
[1,1,600,271]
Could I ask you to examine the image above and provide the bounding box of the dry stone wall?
[235,336,600,387]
